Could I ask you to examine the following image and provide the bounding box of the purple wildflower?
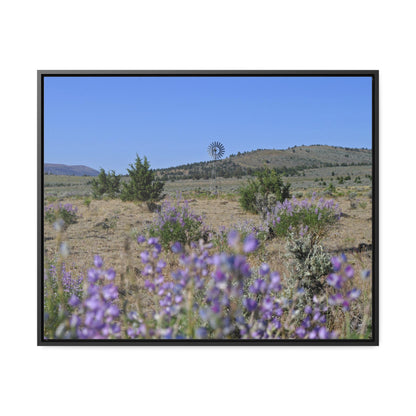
[331,256,342,272]
[244,298,258,312]
[171,242,183,253]
[243,234,259,253]
[68,294,80,307]
[105,268,116,281]
[227,230,240,248]
[259,263,270,276]
[94,255,103,268]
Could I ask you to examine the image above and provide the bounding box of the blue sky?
[44,76,372,174]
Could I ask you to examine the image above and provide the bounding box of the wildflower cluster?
[147,198,208,249]
[44,262,84,337]
[134,234,363,339]
[265,194,341,238]
[44,202,79,227]
[327,254,363,311]
[213,220,268,252]
[46,263,83,300]
[55,256,121,339]
[45,234,369,340]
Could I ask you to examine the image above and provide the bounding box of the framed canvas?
[38,70,378,345]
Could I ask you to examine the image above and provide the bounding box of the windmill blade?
[207,141,225,160]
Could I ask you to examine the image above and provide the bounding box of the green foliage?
[324,183,336,196]
[121,155,165,202]
[147,200,207,248]
[266,198,340,240]
[44,203,78,228]
[91,168,121,198]
[84,197,92,208]
[238,168,291,214]
[359,201,367,209]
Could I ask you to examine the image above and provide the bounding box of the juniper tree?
[91,169,121,199]
[120,155,165,202]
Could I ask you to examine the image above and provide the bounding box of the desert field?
[44,189,372,281]
[43,168,373,340]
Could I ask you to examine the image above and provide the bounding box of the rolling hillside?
[156,145,372,180]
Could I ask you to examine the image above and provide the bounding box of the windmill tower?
[207,141,225,195]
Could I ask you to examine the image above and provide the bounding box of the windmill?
[207,141,225,195]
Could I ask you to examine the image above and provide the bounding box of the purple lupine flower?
[137,235,146,243]
[344,265,354,279]
[102,284,118,301]
[144,279,155,291]
[140,251,150,264]
[250,279,267,294]
[269,272,281,291]
[259,263,270,276]
[106,304,120,317]
[327,273,342,289]
[196,327,208,338]
[85,296,101,311]
[94,255,103,268]
[331,256,342,272]
[227,230,240,248]
[171,242,183,253]
[318,327,330,339]
[87,268,100,283]
[127,328,136,338]
[156,260,166,272]
[243,234,259,253]
[308,330,318,339]
[244,298,258,312]
[68,294,80,307]
[347,288,361,300]
[105,268,116,281]
[142,264,153,276]
[295,327,306,338]
[328,293,344,306]
[148,237,159,245]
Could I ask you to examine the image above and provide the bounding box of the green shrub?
[121,155,165,202]
[324,183,336,196]
[84,197,92,208]
[147,199,208,249]
[265,197,340,240]
[238,168,290,214]
[359,201,367,209]
[91,168,121,198]
[44,203,79,228]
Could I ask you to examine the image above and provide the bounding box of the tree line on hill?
[155,159,370,182]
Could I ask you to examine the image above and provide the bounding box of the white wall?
[1,1,414,415]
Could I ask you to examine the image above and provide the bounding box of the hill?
[44,163,99,176]
[156,145,372,180]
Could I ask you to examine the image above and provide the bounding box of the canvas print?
[39,71,377,344]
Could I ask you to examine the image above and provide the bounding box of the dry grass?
[44,192,372,289]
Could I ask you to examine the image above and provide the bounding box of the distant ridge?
[156,145,372,180]
[44,163,99,176]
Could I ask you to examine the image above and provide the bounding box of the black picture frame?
[38,70,379,346]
